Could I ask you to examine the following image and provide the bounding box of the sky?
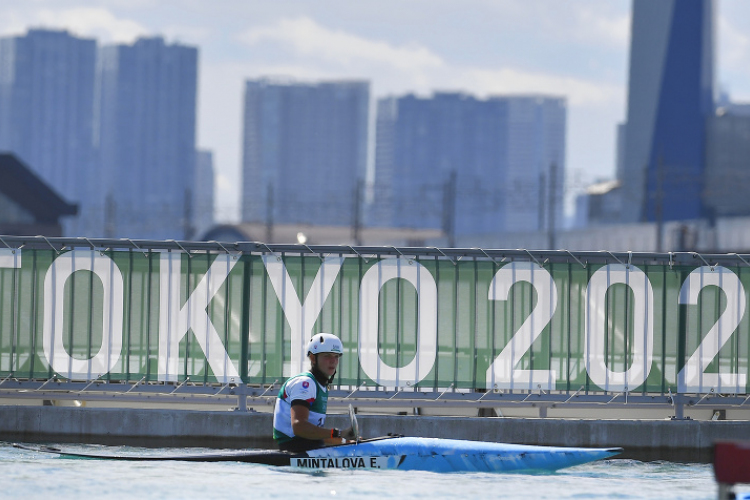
[2,0,749,223]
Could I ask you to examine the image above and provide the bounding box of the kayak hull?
[13,437,622,473]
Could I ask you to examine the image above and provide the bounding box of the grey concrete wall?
[2,405,749,463]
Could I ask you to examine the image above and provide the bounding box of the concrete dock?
[1,405,748,462]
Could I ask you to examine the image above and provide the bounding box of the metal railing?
[1,235,749,417]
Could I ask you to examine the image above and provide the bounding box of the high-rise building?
[0,29,97,236]
[193,149,215,238]
[618,0,715,223]
[371,93,565,237]
[97,37,198,240]
[241,78,369,227]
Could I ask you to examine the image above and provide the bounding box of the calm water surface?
[1,442,722,499]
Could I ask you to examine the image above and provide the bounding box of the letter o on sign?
[43,250,124,379]
[358,258,437,387]
[585,264,653,392]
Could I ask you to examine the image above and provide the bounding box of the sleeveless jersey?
[273,372,328,443]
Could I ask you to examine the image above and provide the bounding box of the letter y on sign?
[263,256,344,375]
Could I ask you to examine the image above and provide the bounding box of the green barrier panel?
[0,247,747,395]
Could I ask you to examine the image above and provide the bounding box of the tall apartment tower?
[0,29,98,236]
[371,93,566,236]
[98,37,198,239]
[241,78,369,227]
[618,0,715,223]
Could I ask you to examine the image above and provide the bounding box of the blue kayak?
[13,404,621,473]
[13,437,621,473]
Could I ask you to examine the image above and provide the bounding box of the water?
[0,442,722,499]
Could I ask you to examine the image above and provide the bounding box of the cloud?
[31,7,149,43]
[718,13,750,100]
[161,24,212,46]
[568,6,630,48]
[456,67,624,107]
[467,1,630,50]
[0,5,209,50]
[719,15,749,64]
[234,16,623,108]
[239,17,443,71]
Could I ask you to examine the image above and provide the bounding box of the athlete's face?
[313,352,340,377]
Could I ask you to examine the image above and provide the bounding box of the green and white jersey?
[273,372,328,443]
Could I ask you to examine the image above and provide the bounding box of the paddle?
[348,403,360,443]
[345,404,407,445]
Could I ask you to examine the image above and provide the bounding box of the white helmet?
[307,333,343,356]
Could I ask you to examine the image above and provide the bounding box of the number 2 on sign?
[678,266,746,393]
[485,262,557,391]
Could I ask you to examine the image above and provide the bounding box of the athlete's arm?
[290,403,349,445]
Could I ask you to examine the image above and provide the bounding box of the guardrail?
[1,235,749,417]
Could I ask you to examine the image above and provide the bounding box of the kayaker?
[273,333,355,452]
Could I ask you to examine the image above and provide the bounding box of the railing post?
[671,393,686,420]
[236,384,248,412]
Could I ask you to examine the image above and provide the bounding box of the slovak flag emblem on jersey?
[302,381,309,388]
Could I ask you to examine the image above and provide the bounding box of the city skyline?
[1,1,749,224]
[0,29,202,239]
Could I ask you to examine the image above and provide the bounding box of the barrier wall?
[0,238,748,397]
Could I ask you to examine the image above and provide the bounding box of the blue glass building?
[619,0,715,223]
[97,37,198,239]
[372,93,565,236]
[0,29,98,236]
[241,78,370,227]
